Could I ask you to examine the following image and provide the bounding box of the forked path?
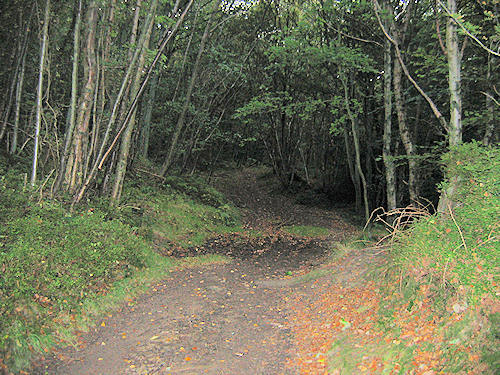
[37,169,360,375]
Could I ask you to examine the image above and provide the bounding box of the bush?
[0,200,154,368]
[393,142,499,299]
[163,175,228,207]
[387,142,499,372]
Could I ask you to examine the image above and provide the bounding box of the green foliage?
[0,201,155,370]
[162,175,229,208]
[386,142,499,372]
[394,142,499,299]
[0,167,240,372]
[120,182,240,249]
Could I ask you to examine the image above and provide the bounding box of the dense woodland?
[0,0,497,213]
[0,0,499,372]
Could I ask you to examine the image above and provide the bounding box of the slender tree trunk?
[437,0,463,213]
[171,5,200,103]
[160,1,219,176]
[483,49,497,145]
[483,48,496,146]
[73,0,194,205]
[54,0,82,192]
[31,0,50,186]
[393,57,418,203]
[446,0,462,147]
[0,41,21,142]
[139,67,160,159]
[111,0,157,204]
[383,37,397,211]
[11,38,28,155]
[342,77,369,221]
[65,1,98,192]
[344,128,361,213]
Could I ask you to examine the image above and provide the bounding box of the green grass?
[116,183,242,248]
[282,225,330,237]
[372,142,499,373]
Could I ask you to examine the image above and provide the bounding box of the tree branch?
[437,0,500,57]
[373,0,448,131]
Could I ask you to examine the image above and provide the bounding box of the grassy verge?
[0,164,239,373]
[327,142,499,374]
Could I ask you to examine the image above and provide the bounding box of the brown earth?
[34,168,378,375]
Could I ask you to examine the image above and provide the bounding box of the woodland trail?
[35,169,382,375]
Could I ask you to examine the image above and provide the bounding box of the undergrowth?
[381,142,499,373]
[325,142,498,374]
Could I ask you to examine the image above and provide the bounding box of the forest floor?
[34,168,386,375]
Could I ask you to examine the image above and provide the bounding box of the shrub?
[0,203,153,367]
[387,142,499,372]
[163,175,228,207]
[393,142,499,300]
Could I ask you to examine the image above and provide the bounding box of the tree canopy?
[0,0,498,213]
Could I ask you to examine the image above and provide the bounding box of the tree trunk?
[446,0,462,147]
[160,1,219,176]
[31,0,50,186]
[111,0,157,204]
[11,35,29,155]
[344,127,361,213]
[54,0,82,192]
[383,37,397,211]
[73,0,195,205]
[437,0,463,214]
[65,1,98,193]
[483,45,497,145]
[393,57,418,203]
[139,67,159,159]
[342,77,369,221]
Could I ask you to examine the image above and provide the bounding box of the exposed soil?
[34,168,377,375]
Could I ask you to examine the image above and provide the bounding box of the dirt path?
[35,169,362,375]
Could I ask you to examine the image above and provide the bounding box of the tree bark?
[342,76,369,221]
[437,0,463,214]
[344,127,361,213]
[73,0,195,205]
[445,0,462,147]
[54,0,82,192]
[10,29,29,155]
[65,1,98,193]
[393,57,418,203]
[482,48,497,146]
[31,0,50,186]
[383,37,397,211]
[139,67,160,159]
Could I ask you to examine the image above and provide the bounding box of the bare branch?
[481,91,500,107]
